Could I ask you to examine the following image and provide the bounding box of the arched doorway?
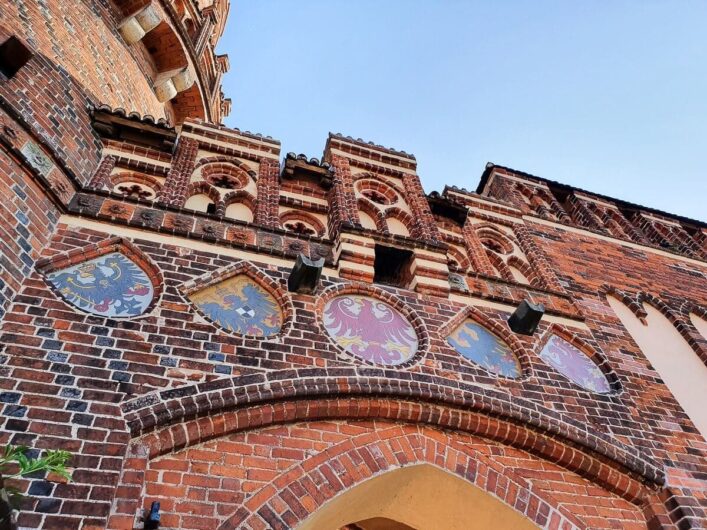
[298,464,539,530]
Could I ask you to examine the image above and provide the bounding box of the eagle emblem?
[322,295,418,365]
[189,275,282,336]
[46,252,154,317]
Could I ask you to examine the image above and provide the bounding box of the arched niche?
[607,296,707,438]
[224,201,253,223]
[184,193,214,213]
[298,464,539,530]
[690,312,707,341]
[359,210,378,230]
[387,216,411,237]
[508,264,530,284]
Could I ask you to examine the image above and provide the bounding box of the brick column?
[515,225,564,292]
[327,155,360,239]
[254,158,280,228]
[157,137,198,206]
[462,220,496,277]
[401,173,440,243]
[88,155,116,190]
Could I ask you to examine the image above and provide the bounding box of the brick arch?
[119,370,664,500]
[353,173,406,199]
[445,239,472,272]
[218,426,586,530]
[475,224,516,255]
[637,292,707,366]
[199,162,251,190]
[438,303,533,379]
[600,285,647,320]
[507,255,543,288]
[536,323,623,395]
[183,181,224,214]
[384,207,418,238]
[279,210,326,238]
[222,189,256,222]
[354,177,402,206]
[486,251,516,282]
[194,156,256,176]
[109,171,163,197]
[357,197,388,232]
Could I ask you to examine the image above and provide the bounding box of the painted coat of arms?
[46,252,154,317]
[189,275,282,336]
[539,335,611,393]
[322,295,418,365]
[447,320,521,378]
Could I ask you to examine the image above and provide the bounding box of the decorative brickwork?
[1,3,707,528]
[254,158,280,229]
[157,137,198,206]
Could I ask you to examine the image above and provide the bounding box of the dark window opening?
[373,245,413,288]
[0,36,33,79]
[206,202,217,215]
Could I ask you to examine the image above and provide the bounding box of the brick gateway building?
[1,1,706,529]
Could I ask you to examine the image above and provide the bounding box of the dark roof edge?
[477,163,706,228]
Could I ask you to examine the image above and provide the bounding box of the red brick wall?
[0,210,704,527]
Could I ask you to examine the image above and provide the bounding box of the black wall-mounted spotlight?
[287,254,324,294]
[144,501,160,530]
[508,300,545,336]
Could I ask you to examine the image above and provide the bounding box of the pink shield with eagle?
[322,295,418,365]
[539,335,611,394]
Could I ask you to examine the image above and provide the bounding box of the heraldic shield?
[45,251,155,318]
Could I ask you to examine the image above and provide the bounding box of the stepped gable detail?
[1,2,707,528]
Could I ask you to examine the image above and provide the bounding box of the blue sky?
[220,1,706,222]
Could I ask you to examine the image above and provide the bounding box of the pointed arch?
[536,324,620,394]
[36,237,163,319]
[506,255,537,286]
[445,241,472,272]
[607,294,707,437]
[179,260,293,338]
[439,304,531,379]
[229,438,571,530]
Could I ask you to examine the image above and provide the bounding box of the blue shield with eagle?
[46,252,154,317]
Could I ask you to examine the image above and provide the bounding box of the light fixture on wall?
[508,300,545,336]
[288,254,324,294]
[144,501,160,530]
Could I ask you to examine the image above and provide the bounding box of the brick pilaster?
[462,220,496,277]
[254,158,280,228]
[327,155,360,239]
[157,137,199,206]
[88,155,116,190]
[402,173,441,243]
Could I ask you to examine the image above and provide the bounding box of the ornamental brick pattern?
[1,2,707,530]
[156,137,199,206]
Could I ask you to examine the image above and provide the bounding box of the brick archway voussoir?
[218,428,584,530]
